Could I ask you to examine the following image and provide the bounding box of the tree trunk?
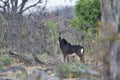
[101,0,120,80]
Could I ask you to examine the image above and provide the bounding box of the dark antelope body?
[59,32,84,63]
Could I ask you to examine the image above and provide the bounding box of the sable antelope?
[59,31,84,63]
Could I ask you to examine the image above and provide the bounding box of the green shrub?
[0,61,4,68]
[38,53,49,59]
[45,20,58,43]
[0,54,12,68]
[54,63,87,78]
[45,20,59,55]
[15,71,27,80]
[71,0,100,32]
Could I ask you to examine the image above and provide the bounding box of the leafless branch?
[0,0,4,3]
[19,0,28,14]
[0,5,4,9]
[42,0,47,9]
[22,0,42,13]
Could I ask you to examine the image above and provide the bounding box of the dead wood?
[9,50,35,65]
[0,48,11,54]
[26,69,48,80]
[9,50,47,66]
[0,65,27,74]
[0,77,17,80]
[72,68,101,78]
[32,54,47,65]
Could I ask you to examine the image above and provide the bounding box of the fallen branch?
[72,68,101,78]
[26,69,48,80]
[0,48,11,54]
[0,77,17,80]
[0,65,27,74]
[9,50,47,66]
[32,54,47,65]
[9,50,35,65]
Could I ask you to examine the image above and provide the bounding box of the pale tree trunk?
[101,0,120,80]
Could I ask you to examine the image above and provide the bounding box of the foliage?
[0,61,4,68]
[0,54,12,68]
[15,71,27,80]
[38,52,49,59]
[45,20,58,43]
[0,14,8,26]
[54,63,88,78]
[45,20,59,55]
[71,0,100,32]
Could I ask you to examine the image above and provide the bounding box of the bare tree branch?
[42,0,47,9]
[22,0,42,13]
[19,0,28,14]
[0,0,4,3]
[0,5,4,9]
[0,0,43,15]
[10,0,18,12]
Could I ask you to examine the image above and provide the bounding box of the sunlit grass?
[15,71,27,80]
[54,63,89,78]
[38,52,49,59]
[0,54,12,68]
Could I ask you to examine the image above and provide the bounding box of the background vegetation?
[0,0,120,80]
[71,0,100,33]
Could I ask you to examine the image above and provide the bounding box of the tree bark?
[101,0,120,80]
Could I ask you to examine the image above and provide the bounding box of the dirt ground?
[0,52,103,80]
